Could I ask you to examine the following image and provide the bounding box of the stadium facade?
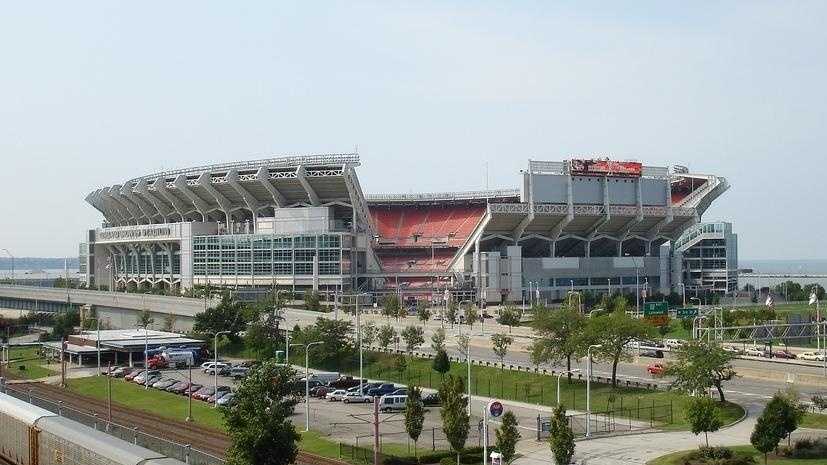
[79,154,733,304]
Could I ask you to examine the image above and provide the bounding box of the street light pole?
[213,330,230,407]
[556,369,580,405]
[140,324,149,390]
[305,341,323,431]
[586,344,602,438]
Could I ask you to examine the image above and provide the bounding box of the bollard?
[58,400,63,416]
[28,388,32,403]
[185,444,191,464]
[94,413,98,430]
[133,426,139,445]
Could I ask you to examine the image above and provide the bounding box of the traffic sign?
[643,302,668,316]
[487,400,504,418]
[676,307,698,319]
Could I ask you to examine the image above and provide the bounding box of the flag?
[765,294,774,308]
[810,291,818,306]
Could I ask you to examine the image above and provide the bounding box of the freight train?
[0,391,186,465]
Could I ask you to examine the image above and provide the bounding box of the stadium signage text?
[97,226,174,241]
[570,159,642,177]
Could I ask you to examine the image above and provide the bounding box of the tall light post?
[212,331,230,407]
[676,283,686,307]
[138,324,149,390]
[85,317,101,376]
[556,369,580,405]
[350,292,371,396]
[586,344,602,437]
[304,341,323,431]
[1,249,13,285]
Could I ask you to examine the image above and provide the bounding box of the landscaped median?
[3,345,54,379]
[647,445,827,465]
[288,350,745,431]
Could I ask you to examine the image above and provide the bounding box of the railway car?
[0,391,186,465]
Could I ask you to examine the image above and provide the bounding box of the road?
[280,308,827,407]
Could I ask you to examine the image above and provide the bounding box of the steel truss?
[695,322,824,342]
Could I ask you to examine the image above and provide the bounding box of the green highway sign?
[676,307,699,319]
[643,302,668,317]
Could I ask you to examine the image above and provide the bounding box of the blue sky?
[1,1,825,258]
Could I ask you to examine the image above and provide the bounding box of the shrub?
[785,438,827,459]
[681,447,755,465]
[438,458,454,465]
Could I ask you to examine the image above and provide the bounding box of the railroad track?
[10,383,346,465]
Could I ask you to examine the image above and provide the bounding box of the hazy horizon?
[1,2,825,259]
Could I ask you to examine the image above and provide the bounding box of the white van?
[379,394,408,412]
[303,372,340,385]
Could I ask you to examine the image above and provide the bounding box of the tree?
[495,411,521,463]
[439,375,469,465]
[445,300,458,328]
[751,407,783,465]
[418,304,432,327]
[456,334,470,360]
[491,333,513,370]
[382,294,400,320]
[769,390,805,447]
[497,306,521,333]
[685,396,722,447]
[193,293,248,340]
[405,386,425,458]
[665,341,736,402]
[162,313,177,332]
[393,354,408,379]
[361,323,377,348]
[138,309,155,328]
[223,360,300,465]
[401,325,425,355]
[433,349,451,380]
[51,310,80,341]
[378,325,396,352]
[548,404,575,465]
[431,327,447,353]
[463,304,478,329]
[586,310,655,387]
[304,290,321,312]
[307,318,355,368]
[530,304,586,384]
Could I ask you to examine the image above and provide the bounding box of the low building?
[42,329,204,367]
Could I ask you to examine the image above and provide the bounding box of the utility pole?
[107,361,112,423]
[373,396,380,465]
[186,364,193,422]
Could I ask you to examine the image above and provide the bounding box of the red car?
[646,363,666,376]
[772,350,797,360]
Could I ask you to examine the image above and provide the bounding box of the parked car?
[201,362,229,373]
[640,350,664,359]
[124,370,143,381]
[342,392,372,404]
[152,378,179,390]
[745,347,764,357]
[326,390,348,402]
[390,388,408,396]
[230,366,250,380]
[216,392,236,407]
[799,351,824,361]
[110,366,133,378]
[329,376,362,389]
[646,363,666,376]
[144,375,162,387]
[183,384,204,396]
[167,381,191,394]
[422,392,441,406]
[772,350,797,359]
[193,386,216,401]
[205,363,230,375]
[379,395,409,412]
[722,345,743,355]
[133,370,161,385]
[368,383,397,397]
[662,339,684,349]
[311,386,334,398]
[207,386,232,403]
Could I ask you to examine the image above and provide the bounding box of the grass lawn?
[4,346,54,380]
[67,377,363,461]
[802,412,827,430]
[648,445,827,465]
[288,350,744,430]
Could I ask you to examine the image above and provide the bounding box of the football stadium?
[79,153,732,304]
